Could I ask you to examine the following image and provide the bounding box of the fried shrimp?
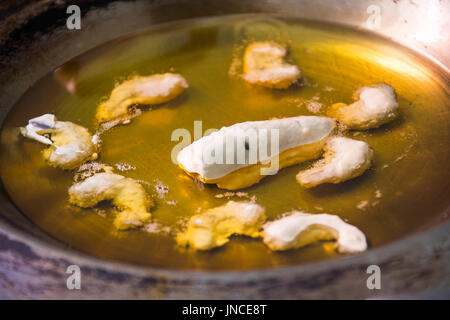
[177,116,335,190]
[176,201,266,250]
[21,114,99,170]
[262,211,367,253]
[327,83,399,129]
[296,136,373,188]
[68,172,153,230]
[96,73,188,124]
[242,42,301,89]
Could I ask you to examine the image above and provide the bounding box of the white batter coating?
[21,114,99,169]
[21,114,56,145]
[327,83,399,129]
[176,201,266,250]
[96,73,188,123]
[177,116,335,180]
[296,136,373,188]
[242,42,301,89]
[68,172,153,230]
[263,211,367,253]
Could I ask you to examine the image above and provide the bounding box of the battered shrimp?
[21,114,99,170]
[68,172,153,230]
[327,83,399,129]
[262,211,367,253]
[296,137,373,188]
[177,116,335,190]
[242,42,301,89]
[96,73,188,124]
[176,201,266,250]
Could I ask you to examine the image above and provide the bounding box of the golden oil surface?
[1,15,449,270]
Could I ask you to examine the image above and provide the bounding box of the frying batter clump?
[327,83,399,129]
[176,201,266,250]
[262,211,367,253]
[242,42,301,89]
[21,114,99,170]
[68,172,153,230]
[177,116,335,190]
[96,73,188,124]
[296,136,373,188]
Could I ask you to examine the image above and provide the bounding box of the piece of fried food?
[176,201,266,250]
[262,211,367,253]
[296,136,373,188]
[177,116,335,190]
[96,73,188,124]
[327,83,399,129]
[68,172,153,230]
[21,114,99,170]
[242,42,301,89]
